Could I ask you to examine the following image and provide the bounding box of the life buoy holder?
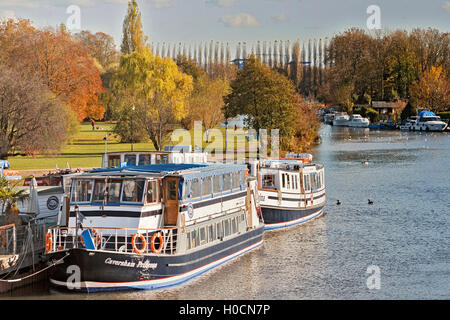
[45,231,53,253]
[150,232,164,254]
[132,233,147,255]
[80,229,101,249]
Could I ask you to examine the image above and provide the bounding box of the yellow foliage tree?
[112,47,193,150]
[410,65,450,113]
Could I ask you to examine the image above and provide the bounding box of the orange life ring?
[150,232,164,254]
[45,231,53,253]
[80,229,101,248]
[132,233,147,255]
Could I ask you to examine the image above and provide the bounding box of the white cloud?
[220,13,260,28]
[442,2,450,10]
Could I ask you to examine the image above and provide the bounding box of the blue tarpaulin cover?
[418,111,436,118]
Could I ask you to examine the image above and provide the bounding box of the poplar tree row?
[151,39,330,97]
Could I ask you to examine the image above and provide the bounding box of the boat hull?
[262,205,325,230]
[48,226,264,293]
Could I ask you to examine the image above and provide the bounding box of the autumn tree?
[74,30,119,69]
[112,47,193,151]
[223,55,316,150]
[0,66,73,159]
[121,0,147,54]
[410,65,450,112]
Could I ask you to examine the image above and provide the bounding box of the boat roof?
[418,111,437,118]
[82,163,248,180]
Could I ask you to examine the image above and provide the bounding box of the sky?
[0,0,449,48]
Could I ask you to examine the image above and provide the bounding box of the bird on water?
[368,199,374,205]
[337,200,342,206]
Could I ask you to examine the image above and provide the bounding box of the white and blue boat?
[45,163,264,292]
[250,154,326,231]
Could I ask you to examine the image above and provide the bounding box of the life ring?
[132,233,147,255]
[256,206,262,217]
[150,232,164,254]
[80,229,101,248]
[45,231,53,253]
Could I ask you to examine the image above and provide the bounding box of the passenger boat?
[347,114,370,128]
[332,113,350,126]
[409,111,448,132]
[45,163,264,292]
[249,154,326,230]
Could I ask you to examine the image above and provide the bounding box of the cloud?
[206,0,237,7]
[442,2,450,10]
[272,13,288,22]
[220,13,260,28]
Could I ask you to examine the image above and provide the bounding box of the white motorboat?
[333,113,350,126]
[348,114,370,128]
[410,111,448,132]
[399,116,418,131]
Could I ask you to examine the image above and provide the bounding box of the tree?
[0,66,72,159]
[121,0,147,55]
[410,65,449,113]
[401,98,418,120]
[223,55,312,150]
[0,177,28,220]
[112,47,193,151]
[75,30,119,69]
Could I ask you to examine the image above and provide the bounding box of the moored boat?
[348,114,370,128]
[332,113,350,126]
[249,153,326,230]
[410,111,448,132]
[45,163,264,292]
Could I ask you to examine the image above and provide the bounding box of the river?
[4,125,450,300]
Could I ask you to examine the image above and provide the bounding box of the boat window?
[71,180,93,203]
[310,173,317,190]
[295,175,299,190]
[232,171,240,190]
[304,175,310,191]
[146,181,159,203]
[124,154,137,166]
[231,217,237,234]
[223,173,231,192]
[108,180,122,203]
[93,180,106,202]
[108,155,121,168]
[139,154,152,166]
[167,179,178,201]
[183,180,190,200]
[208,224,215,242]
[186,233,192,250]
[200,227,206,245]
[213,175,221,194]
[282,174,286,188]
[191,178,201,198]
[287,174,291,189]
[202,176,212,197]
[156,154,168,164]
[122,180,145,203]
[262,174,275,189]
[217,221,224,239]
[224,219,231,237]
[240,170,245,186]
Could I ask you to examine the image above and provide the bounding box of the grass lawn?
[7,122,257,171]
[8,122,156,170]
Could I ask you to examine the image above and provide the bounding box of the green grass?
[8,122,257,170]
[9,122,156,170]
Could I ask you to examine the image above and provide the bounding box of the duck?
[368,199,374,205]
[337,200,342,206]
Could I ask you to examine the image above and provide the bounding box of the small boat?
[45,163,264,292]
[249,153,326,230]
[332,113,350,126]
[348,115,370,128]
[410,111,448,132]
[399,117,418,131]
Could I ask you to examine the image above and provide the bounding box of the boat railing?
[0,223,47,256]
[46,226,179,255]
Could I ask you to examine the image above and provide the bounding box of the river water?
[4,125,450,300]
